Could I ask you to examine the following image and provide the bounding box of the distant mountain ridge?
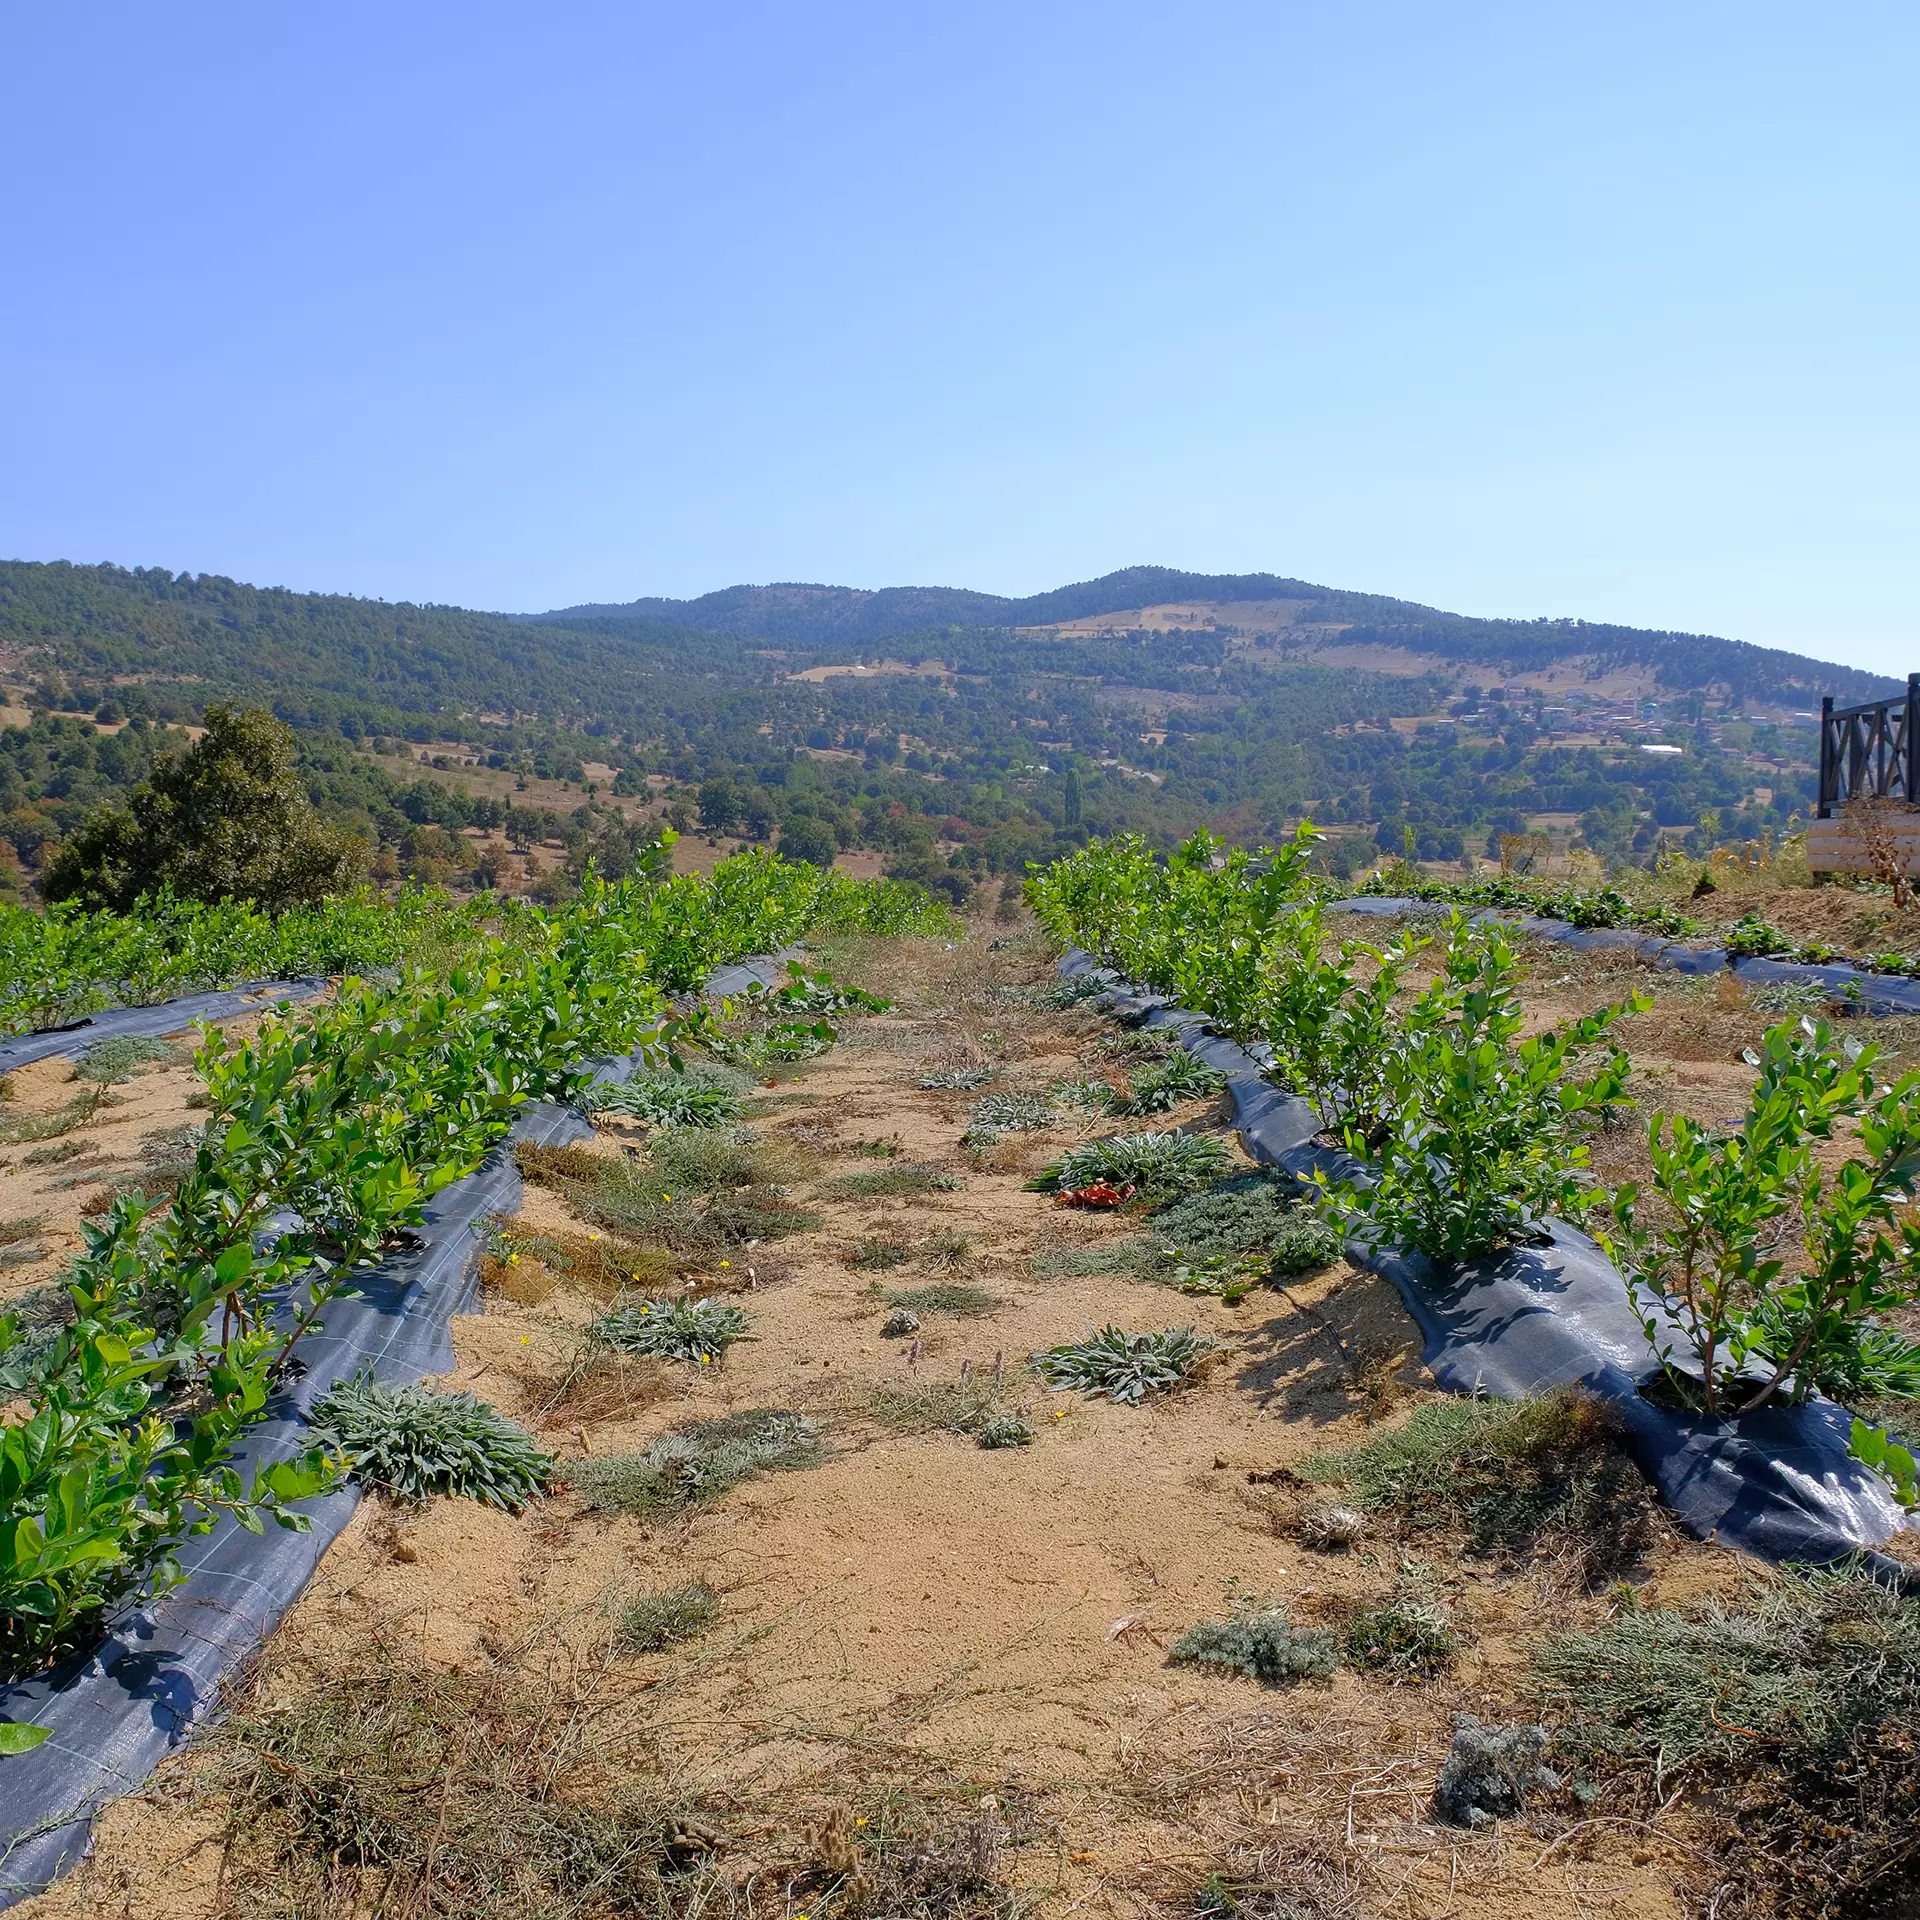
[537,567,1436,646]
[538,565,1897,707]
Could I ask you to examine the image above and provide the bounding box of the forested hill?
[0,554,1899,908]
[541,565,1897,710]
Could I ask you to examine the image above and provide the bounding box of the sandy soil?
[14,924,1804,1920]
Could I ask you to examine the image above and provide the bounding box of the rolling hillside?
[0,557,1892,903]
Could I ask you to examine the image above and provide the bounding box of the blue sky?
[4,3,1916,672]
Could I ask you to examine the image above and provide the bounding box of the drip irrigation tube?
[0,951,788,1906]
[1056,948,1916,1583]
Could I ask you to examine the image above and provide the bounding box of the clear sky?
[4,3,1916,672]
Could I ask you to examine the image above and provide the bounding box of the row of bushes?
[1027,832,1920,1483]
[0,840,953,1037]
[0,852,946,1713]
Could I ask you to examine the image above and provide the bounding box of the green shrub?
[1030,1324,1214,1404]
[587,1297,751,1364]
[311,1375,555,1512]
[1320,914,1642,1261]
[1601,1016,1920,1417]
[618,1580,721,1652]
[1040,1131,1234,1201]
[570,1409,825,1515]
[43,705,365,914]
[1168,1599,1338,1685]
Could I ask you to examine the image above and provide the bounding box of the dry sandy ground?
[15,924,1800,1920]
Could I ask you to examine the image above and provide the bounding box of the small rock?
[1299,1499,1367,1549]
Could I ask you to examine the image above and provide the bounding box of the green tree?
[778,815,839,868]
[42,706,365,912]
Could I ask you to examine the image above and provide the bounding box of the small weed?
[1050,1078,1121,1115]
[1030,1237,1163,1282]
[1039,1131,1234,1202]
[74,1035,177,1083]
[861,1378,1029,1447]
[570,1408,825,1515]
[589,1069,745,1128]
[885,1281,999,1317]
[588,1296,750,1364]
[976,1408,1033,1448]
[1022,975,1109,1011]
[919,1229,974,1268]
[1148,1174,1303,1259]
[1168,1599,1339,1685]
[1030,1324,1214,1404]
[0,1090,105,1146]
[817,1163,962,1197]
[0,1215,45,1248]
[969,1089,1059,1133]
[881,1307,921,1336]
[198,1639,698,1917]
[849,1235,914,1270]
[311,1374,556,1512]
[1346,1586,1459,1677]
[1536,1563,1920,1771]
[920,1066,998,1090]
[1120,1051,1227,1114]
[618,1580,721,1652]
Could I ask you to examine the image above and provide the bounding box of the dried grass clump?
[618,1580,721,1653]
[817,1163,962,1198]
[1533,1564,1920,1916]
[200,1637,710,1920]
[1302,1386,1656,1581]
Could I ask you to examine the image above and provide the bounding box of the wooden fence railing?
[1818,675,1920,818]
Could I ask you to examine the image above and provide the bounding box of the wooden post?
[1819,695,1834,819]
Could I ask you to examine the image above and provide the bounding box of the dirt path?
[20,923,1719,1920]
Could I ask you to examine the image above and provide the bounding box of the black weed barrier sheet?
[0,953,786,1905]
[1056,949,1916,1585]
[1328,896,1920,1015]
[0,978,331,1074]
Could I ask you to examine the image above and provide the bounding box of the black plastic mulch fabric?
[0,979,330,1073]
[0,952,787,1906]
[1057,948,1915,1578]
[1325,895,1920,1012]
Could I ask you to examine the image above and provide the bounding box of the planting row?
[0,849,948,1723]
[0,840,950,1037]
[1027,830,1920,1512]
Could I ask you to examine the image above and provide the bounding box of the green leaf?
[0,1722,53,1755]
